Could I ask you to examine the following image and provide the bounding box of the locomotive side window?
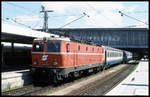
[46,42,60,52]
[92,48,94,52]
[66,43,70,52]
[78,45,80,51]
[33,42,44,52]
[86,47,88,51]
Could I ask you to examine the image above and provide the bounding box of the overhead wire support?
[119,11,148,26]
[59,12,90,28]
[40,5,54,32]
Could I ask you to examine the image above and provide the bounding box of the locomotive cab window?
[46,42,60,52]
[33,42,44,52]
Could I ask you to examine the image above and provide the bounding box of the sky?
[2,1,149,29]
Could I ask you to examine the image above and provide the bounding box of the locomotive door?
[66,43,77,67]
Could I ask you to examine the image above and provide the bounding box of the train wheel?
[100,66,103,71]
[74,71,79,78]
[94,67,99,73]
[102,66,106,71]
[53,76,61,85]
[32,78,42,86]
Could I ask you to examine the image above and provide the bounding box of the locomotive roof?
[34,35,71,41]
[102,45,122,52]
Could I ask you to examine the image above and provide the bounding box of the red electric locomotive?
[31,36,105,84]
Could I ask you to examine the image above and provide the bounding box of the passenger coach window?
[46,42,60,52]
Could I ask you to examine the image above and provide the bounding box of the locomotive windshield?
[46,42,60,52]
[32,42,44,52]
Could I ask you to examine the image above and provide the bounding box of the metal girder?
[46,28,148,49]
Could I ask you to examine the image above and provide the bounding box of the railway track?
[2,62,137,96]
[103,64,135,95]
[2,85,42,96]
[67,63,136,95]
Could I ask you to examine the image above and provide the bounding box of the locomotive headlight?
[53,59,58,66]
[33,60,38,65]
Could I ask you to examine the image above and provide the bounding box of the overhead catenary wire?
[119,11,148,26]
[2,18,31,28]
[125,10,148,14]
[32,15,43,29]
[5,2,42,29]
[123,24,148,28]
[6,2,38,16]
[6,18,31,28]
[2,18,9,22]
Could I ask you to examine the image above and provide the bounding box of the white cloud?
[41,2,69,14]
[86,2,124,11]
[83,2,124,27]
[123,5,138,13]
[127,6,138,13]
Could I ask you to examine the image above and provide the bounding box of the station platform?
[106,58,149,96]
[2,64,30,72]
[1,69,32,92]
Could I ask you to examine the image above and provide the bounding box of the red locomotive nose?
[31,39,62,67]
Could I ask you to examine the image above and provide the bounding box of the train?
[30,36,133,84]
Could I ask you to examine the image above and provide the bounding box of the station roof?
[2,23,58,44]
